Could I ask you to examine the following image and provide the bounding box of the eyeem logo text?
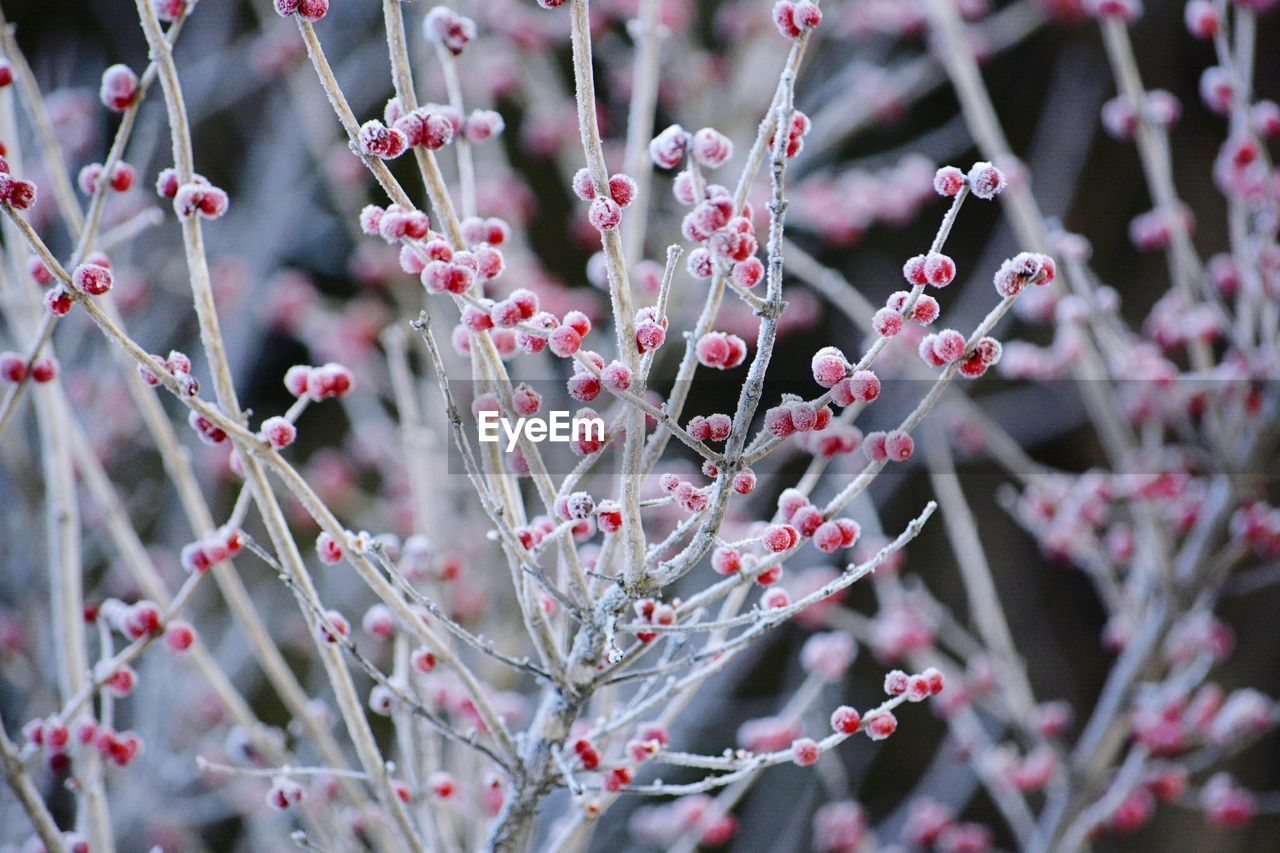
[477,410,605,452]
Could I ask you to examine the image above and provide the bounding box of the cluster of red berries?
[863,428,915,463]
[99,64,138,112]
[284,362,355,401]
[763,397,832,438]
[423,5,476,55]
[572,168,637,233]
[138,349,199,395]
[993,251,1056,298]
[179,526,245,574]
[659,472,711,513]
[0,352,57,384]
[78,160,135,195]
[772,1,822,39]
[273,0,328,23]
[155,170,230,220]
[694,331,747,370]
[631,598,676,643]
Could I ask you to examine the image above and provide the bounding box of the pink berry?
[967,161,1006,200]
[764,405,796,438]
[712,547,741,575]
[27,257,52,285]
[464,109,504,142]
[649,124,689,169]
[762,524,797,553]
[732,468,757,494]
[912,294,940,325]
[165,621,196,653]
[789,503,822,536]
[358,120,407,159]
[284,364,311,397]
[790,737,820,766]
[571,168,595,200]
[762,587,791,609]
[691,128,734,169]
[864,711,898,740]
[831,706,861,735]
[903,254,929,286]
[99,64,138,112]
[0,173,37,210]
[732,256,765,289]
[601,361,633,392]
[262,416,297,449]
[884,430,914,462]
[923,253,956,287]
[873,307,903,337]
[266,777,305,811]
[549,324,582,357]
[423,6,476,55]
[811,347,847,388]
[73,263,112,296]
[933,166,966,196]
[316,532,344,565]
[884,669,910,695]
[608,174,638,207]
[636,321,666,354]
[813,521,845,553]
[588,197,622,231]
[411,646,437,674]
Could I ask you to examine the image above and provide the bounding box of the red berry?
[262,416,297,449]
[790,737,820,766]
[73,263,112,296]
[831,705,861,735]
[933,166,966,196]
[588,197,622,231]
[99,64,138,112]
[865,711,898,740]
[30,357,57,383]
[884,430,914,462]
[165,621,196,653]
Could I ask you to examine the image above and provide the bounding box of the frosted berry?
[933,166,966,196]
[358,120,408,159]
[790,737,820,766]
[884,430,914,462]
[831,705,861,735]
[762,587,791,609]
[99,64,138,112]
[73,263,112,296]
[966,161,1006,200]
[423,6,476,55]
[465,109,505,142]
[316,531,344,565]
[571,168,595,201]
[923,253,956,287]
[608,174,638,207]
[811,347,848,388]
[588,197,622,231]
[873,307,903,338]
[864,711,898,740]
[261,416,296,449]
[0,173,37,209]
[691,128,734,169]
[733,256,765,288]
[762,524,798,553]
[165,621,196,653]
[649,124,689,169]
[266,776,305,811]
